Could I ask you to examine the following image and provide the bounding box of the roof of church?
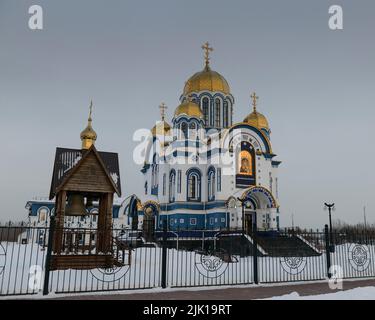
[49,146,121,199]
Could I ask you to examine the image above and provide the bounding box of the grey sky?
[0,0,374,228]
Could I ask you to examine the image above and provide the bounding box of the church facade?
[137,43,281,233]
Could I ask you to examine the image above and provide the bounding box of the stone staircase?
[255,233,321,257]
[215,231,321,257]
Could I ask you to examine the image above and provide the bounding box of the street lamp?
[324,202,335,253]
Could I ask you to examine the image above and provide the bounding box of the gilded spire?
[251,92,259,112]
[80,100,97,150]
[201,41,213,70]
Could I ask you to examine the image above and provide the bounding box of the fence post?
[253,222,258,284]
[324,224,332,279]
[43,215,55,295]
[161,220,168,289]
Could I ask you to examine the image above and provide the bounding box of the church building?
[136,43,281,234]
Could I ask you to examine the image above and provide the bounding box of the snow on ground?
[264,286,375,300]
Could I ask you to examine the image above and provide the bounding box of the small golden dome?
[80,101,97,149]
[174,100,203,119]
[243,92,270,131]
[151,120,171,136]
[183,66,230,95]
[243,110,270,131]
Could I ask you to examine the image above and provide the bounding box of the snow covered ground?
[264,286,375,300]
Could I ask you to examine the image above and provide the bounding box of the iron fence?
[0,224,374,296]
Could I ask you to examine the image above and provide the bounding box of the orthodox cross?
[251,92,259,112]
[88,100,93,122]
[159,102,167,121]
[201,42,213,68]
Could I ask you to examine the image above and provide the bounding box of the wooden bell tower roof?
[49,145,121,200]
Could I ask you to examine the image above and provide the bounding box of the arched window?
[187,168,201,202]
[155,164,159,186]
[169,170,176,202]
[162,174,166,196]
[223,101,229,127]
[217,168,222,192]
[202,97,209,126]
[207,167,216,201]
[215,98,221,127]
[151,154,159,195]
[181,122,188,140]
[189,122,196,140]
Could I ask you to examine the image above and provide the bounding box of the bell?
[86,196,94,209]
[65,194,87,216]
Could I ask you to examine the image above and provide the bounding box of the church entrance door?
[143,215,155,241]
[244,212,254,235]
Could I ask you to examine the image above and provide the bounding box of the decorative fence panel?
[330,231,375,279]
[258,231,327,283]
[166,232,254,287]
[0,226,48,296]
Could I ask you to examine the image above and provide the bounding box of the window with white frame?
[217,168,222,192]
[202,97,209,126]
[207,169,216,201]
[215,98,221,127]
[187,170,201,201]
[177,170,182,193]
[169,170,176,202]
[162,173,166,196]
[190,218,197,226]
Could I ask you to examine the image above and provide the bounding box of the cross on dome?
[201,42,213,69]
[251,92,259,112]
[159,102,168,121]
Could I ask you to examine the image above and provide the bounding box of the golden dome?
[243,92,270,131]
[183,66,230,95]
[174,100,203,119]
[80,101,97,149]
[151,120,171,136]
[243,110,269,131]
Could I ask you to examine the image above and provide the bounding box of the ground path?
[54,278,375,300]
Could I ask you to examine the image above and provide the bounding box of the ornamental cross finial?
[88,100,93,122]
[159,102,167,121]
[251,92,259,112]
[201,41,213,68]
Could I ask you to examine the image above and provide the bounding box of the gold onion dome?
[174,98,203,119]
[80,101,97,149]
[183,42,230,95]
[243,111,269,131]
[151,121,171,136]
[152,102,171,136]
[183,67,230,95]
[243,92,270,131]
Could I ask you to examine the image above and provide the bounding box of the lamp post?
[324,203,335,253]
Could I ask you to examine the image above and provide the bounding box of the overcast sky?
[0,0,374,228]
